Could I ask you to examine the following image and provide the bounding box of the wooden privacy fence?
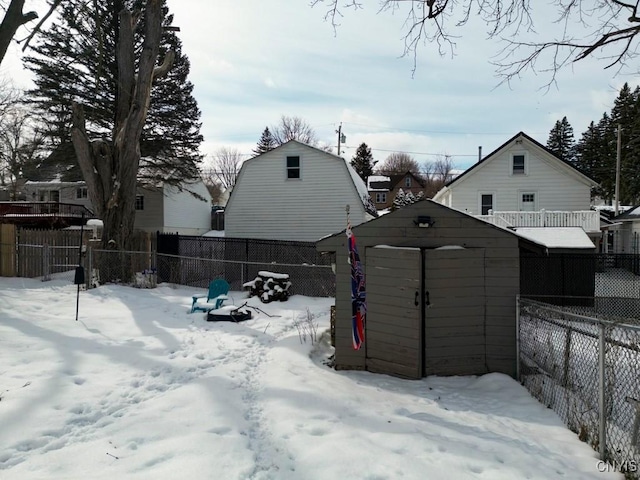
[0,223,16,276]
[4,227,155,279]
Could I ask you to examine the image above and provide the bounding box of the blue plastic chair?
[190,279,230,313]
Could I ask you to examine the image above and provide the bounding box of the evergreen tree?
[23,0,202,185]
[253,127,276,156]
[611,83,640,204]
[391,188,406,210]
[547,116,576,163]
[350,142,374,181]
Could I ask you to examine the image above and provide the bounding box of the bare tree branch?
[309,0,640,83]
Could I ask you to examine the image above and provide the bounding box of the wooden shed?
[316,200,543,379]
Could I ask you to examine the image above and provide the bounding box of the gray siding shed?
[316,200,542,379]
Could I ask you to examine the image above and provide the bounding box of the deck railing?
[0,202,93,219]
[477,209,600,233]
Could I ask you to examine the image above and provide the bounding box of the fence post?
[563,327,572,387]
[42,243,50,281]
[86,246,93,289]
[515,295,521,381]
[598,323,606,461]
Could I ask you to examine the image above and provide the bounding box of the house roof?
[613,205,640,220]
[368,172,425,191]
[440,131,598,189]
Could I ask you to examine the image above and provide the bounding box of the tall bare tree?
[311,1,640,84]
[209,147,243,191]
[377,152,420,175]
[71,0,174,250]
[271,115,319,146]
[0,103,44,199]
[422,154,455,197]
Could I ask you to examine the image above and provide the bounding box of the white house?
[432,131,601,246]
[21,178,212,235]
[225,140,377,242]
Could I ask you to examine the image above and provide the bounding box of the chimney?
[478,146,482,162]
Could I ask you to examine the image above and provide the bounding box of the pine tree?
[391,188,406,210]
[547,116,576,163]
[23,0,202,185]
[350,143,374,181]
[253,127,276,156]
[611,83,640,204]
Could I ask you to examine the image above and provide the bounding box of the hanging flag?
[347,219,365,350]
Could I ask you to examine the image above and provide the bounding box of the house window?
[135,194,144,211]
[512,154,525,174]
[77,187,88,199]
[375,193,387,204]
[405,177,411,188]
[520,192,536,211]
[480,193,494,215]
[286,156,300,179]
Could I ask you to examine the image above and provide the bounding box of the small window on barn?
[405,177,411,187]
[512,154,526,174]
[76,187,88,199]
[135,194,144,211]
[375,193,387,204]
[286,156,300,179]
[480,194,494,215]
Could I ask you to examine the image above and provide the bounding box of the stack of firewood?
[243,270,291,303]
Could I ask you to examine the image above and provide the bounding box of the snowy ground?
[0,278,621,479]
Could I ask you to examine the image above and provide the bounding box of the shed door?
[423,248,487,376]
[365,247,422,379]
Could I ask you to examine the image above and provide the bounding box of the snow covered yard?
[0,278,621,479]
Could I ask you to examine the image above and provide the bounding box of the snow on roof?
[513,227,595,249]
[343,159,377,216]
[367,175,390,189]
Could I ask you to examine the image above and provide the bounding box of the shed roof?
[512,227,595,249]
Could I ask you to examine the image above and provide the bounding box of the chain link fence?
[518,297,640,478]
[11,231,337,295]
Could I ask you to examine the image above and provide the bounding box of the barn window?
[76,187,88,199]
[405,177,411,187]
[480,193,494,215]
[512,154,526,174]
[135,194,144,211]
[286,156,300,179]
[375,193,387,203]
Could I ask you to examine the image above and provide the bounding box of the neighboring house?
[367,171,426,210]
[19,178,212,235]
[612,206,640,254]
[432,131,602,246]
[23,180,93,211]
[225,140,377,242]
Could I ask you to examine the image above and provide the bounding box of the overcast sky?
[2,0,635,171]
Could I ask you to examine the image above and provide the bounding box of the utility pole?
[336,123,346,156]
[615,124,621,216]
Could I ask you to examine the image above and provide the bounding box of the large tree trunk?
[0,0,37,65]
[71,0,173,252]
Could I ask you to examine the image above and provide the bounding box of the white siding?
[442,140,592,215]
[134,188,163,232]
[225,142,368,241]
[162,180,212,235]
